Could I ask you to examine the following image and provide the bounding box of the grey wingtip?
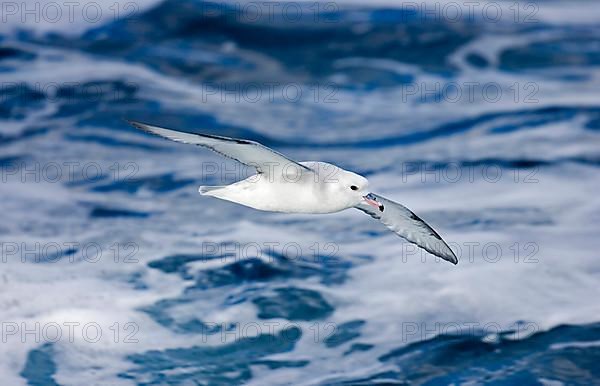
[434,250,458,265]
[427,241,458,265]
[442,247,459,265]
[126,120,168,139]
[126,119,149,131]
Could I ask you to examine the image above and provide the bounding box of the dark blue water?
[1,1,600,385]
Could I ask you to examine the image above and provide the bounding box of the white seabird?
[129,121,458,264]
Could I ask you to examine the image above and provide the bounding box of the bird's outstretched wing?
[355,193,458,264]
[128,121,312,178]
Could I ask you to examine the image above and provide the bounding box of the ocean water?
[1,1,600,385]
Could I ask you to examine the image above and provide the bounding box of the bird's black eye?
[350,185,358,191]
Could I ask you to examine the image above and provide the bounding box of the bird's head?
[332,170,382,210]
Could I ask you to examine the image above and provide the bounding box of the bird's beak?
[363,194,384,212]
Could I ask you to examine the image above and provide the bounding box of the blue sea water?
[1,1,600,385]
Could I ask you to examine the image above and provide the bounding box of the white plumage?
[129,121,458,264]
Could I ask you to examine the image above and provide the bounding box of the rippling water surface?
[1,1,600,385]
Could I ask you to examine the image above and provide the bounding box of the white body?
[200,161,369,213]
